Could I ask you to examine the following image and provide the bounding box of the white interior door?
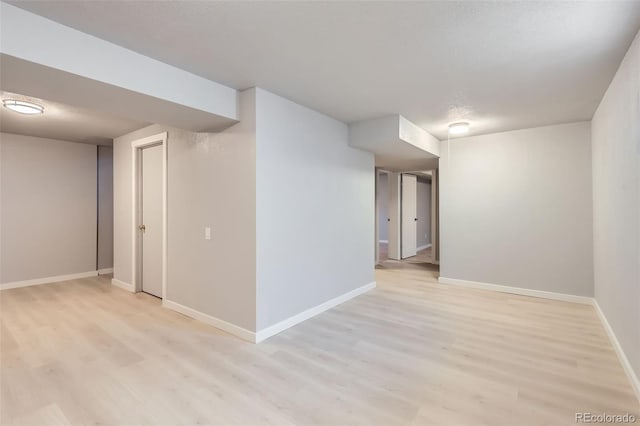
[401,173,417,259]
[141,144,163,298]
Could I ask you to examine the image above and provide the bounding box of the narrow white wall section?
[255,88,375,331]
[440,122,594,297]
[416,179,431,249]
[377,172,389,241]
[97,146,113,271]
[1,133,96,284]
[592,30,640,391]
[0,2,238,122]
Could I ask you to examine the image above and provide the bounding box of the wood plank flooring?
[1,264,638,425]
[379,242,434,264]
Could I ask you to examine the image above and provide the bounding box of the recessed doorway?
[132,133,167,299]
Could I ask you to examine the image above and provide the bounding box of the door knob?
[138,224,146,231]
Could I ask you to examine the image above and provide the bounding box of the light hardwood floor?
[1,264,638,425]
[379,242,435,264]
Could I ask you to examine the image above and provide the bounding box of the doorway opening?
[376,168,439,267]
[132,132,168,299]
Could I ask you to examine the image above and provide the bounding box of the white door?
[141,144,163,298]
[401,173,417,259]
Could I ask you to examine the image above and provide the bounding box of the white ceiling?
[8,1,640,139]
[0,90,147,145]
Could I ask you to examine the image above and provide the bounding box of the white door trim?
[401,173,417,259]
[131,132,168,299]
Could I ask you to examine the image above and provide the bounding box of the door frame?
[131,132,168,298]
[400,173,418,259]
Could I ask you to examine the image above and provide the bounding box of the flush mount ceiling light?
[2,99,45,115]
[448,122,469,135]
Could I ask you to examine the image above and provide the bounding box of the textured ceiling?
[7,1,640,139]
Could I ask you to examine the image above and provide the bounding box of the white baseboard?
[438,276,593,305]
[417,243,432,251]
[378,240,389,244]
[110,278,135,293]
[592,299,640,403]
[255,281,377,343]
[97,268,113,275]
[1,271,98,290]
[163,299,256,343]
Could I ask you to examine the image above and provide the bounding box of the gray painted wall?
[113,89,257,331]
[592,30,639,379]
[417,179,431,248]
[255,88,375,330]
[377,172,389,241]
[113,87,375,333]
[440,122,594,296]
[97,145,113,270]
[0,133,97,283]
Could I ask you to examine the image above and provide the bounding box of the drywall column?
[255,88,374,333]
[416,178,431,250]
[376,171,391,264]
[97,145,113,272]
[377,173,390,242]
[387,172,401,260]
[432,169,439,263]
[375,170,380,264]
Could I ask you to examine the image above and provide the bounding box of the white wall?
[255,88,375,330]
[592,30,640,380]
[113,90,257,331]
[97,145,113,270]
[417,179,431,248]
[440,122,593,296]
[0,133,97,284]
[377,172,389,241]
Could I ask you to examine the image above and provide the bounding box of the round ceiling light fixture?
[2,99,45,115]
[448,122,469,135]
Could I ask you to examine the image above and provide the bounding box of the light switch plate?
[205,227,211,240]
